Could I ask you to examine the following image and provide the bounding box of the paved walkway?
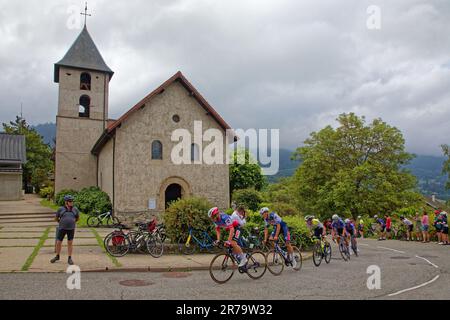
[0,195,312,273]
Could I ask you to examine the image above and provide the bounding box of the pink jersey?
[421,215,429,226]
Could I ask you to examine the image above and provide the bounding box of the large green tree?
[230,148,267,194]
[2,116,53,192]
[292,113,421,219]
[442,144,450,189]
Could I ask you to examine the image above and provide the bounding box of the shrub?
[74,186,112,214]
[163,196,214,243]
[232,188,263,212]
[271,202,300,216]
[55,189,78,207]
[39,186,54,200]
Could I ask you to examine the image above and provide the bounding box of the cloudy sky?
[0,0,449,155]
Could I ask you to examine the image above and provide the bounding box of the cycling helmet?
[207,207,219,218]
[332,214,339,221]
[357,215,361,219]
[259,207,269,215]
[374,215,378,219]
[63,195,74,201]
[304,215,312,221]
[344,219,350,224]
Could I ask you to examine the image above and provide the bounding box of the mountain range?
[32,123,449,200]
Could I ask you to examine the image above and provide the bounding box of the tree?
[291,113,422,219]
[2,116,53,192]
[442,144,450,190]
[230,148,267,194]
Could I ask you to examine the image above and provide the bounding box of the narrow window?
[80,72,91,90]
[79,95,90,118]
[152,140,163,160]
[191,143,200,162]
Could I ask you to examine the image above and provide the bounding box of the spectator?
[413,213,422,241]
[433,210,443,244]
[385,214,392,239]
[421,211,430,243]
[357,215,364,238]
[51,195,79,265]
[439,211,448,245]
[374,215,386,240]
[400,216,413,241]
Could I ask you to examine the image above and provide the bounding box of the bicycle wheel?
[291,246,302,271]
[266,249,284,276]
[209,253,236,284]
[104,232,130,257]
[312,242,323,267]
[339,241,348,261]
[177,237,197,255]
[106,215,121,228]
[324,242,332,264]
[87,215,100,228]
[146,234,164,258]
[245,250,267,280]
[351,238,358,256]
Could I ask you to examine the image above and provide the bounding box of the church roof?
[92,71,235,155]
[0,133,27,164]
[54,25,113,82]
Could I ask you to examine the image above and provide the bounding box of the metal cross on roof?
[80,2,91,26]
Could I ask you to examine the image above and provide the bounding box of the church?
[54,24,232,220]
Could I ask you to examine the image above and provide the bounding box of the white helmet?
[207,207,219,218]
[304,215,313,221]
[260,207,269,215]
[332,214,339,221]
[374,215,378,219]
[357,216,361,219]
[344,219,350,224]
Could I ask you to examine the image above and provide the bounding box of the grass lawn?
[40,199,90,227]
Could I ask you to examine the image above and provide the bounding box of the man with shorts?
[438,211,448,245]
[374,215,386,240]
[400,216,413,241]
[51,195,79,265]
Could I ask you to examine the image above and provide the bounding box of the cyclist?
[305,215,325,240]
[208,207,247,267]
[344,218,357,254]
[438,211,448,245]
[230,205,247,247]
[357,215,364,238]
[260,207,296,268]
[331,214,347,246]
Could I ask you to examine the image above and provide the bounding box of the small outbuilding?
[0,133,26,200]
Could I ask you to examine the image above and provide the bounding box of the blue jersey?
[264,212,285,228]
[345,223,355,233]
[213,213,237,231]
[376,218,385,227]
[331,219,345,230]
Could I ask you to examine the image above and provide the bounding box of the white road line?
[359,243,369,247]
[388,275,440,297]
[377,246,405,254]
[415,255,439,269]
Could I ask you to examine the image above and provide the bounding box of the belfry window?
[152,140,163,160]
[80,72,91,90]
[79,95,90,118]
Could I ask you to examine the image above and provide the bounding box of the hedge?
[55,187,112,215]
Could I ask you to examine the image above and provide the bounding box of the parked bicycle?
[238,227,269,252]
[312,235,332,267]
[178,226,218,255]
[266,240,302,276]
[103,220,163,258]
[87,210,120,228]
[209,241,267,284]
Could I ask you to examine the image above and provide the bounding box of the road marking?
[359,243,369,247]
[388,275,440,297]
[377,246,405,254]
[415,255,439,269]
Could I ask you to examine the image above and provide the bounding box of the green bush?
[271,202,300,216]
[39,186,54,200]
[163,196,214,243]
[55,189,78,207]
[74,186,112,214]
[232,188,263,211]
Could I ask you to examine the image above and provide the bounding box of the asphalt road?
[0,238,448,300]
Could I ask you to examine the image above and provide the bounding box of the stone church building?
[54,25,232,219]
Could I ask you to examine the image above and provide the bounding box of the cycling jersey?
[264,212,291,242]
[331,219,345,230]
[307,218,323,230]
[230,211,246,227]
[345,223,355,234]
[214,213,238,231]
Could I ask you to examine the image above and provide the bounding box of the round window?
[172,115,180,123]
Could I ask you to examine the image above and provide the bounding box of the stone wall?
[0,172,23,200]
[111,80,230,214]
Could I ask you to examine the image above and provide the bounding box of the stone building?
[0,134,26,200]
[54,25,232,220]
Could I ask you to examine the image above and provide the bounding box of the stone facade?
[0,172,22,200]
[98,81,230,219]
[55,67,110,193]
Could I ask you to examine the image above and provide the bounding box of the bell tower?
[54,24,114,193]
